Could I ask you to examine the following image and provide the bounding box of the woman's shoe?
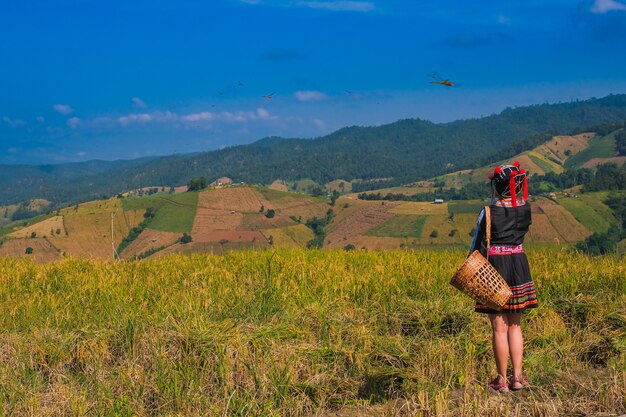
[489,377,509,393]
[510,375,529,391]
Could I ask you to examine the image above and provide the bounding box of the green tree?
[311,186,324,197]
[187,177,208,191]
[265,209,275,218]
[180,233,192,244]
[144,207,156,219]
[25,247,33,254]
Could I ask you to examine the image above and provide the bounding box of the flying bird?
[429,71,456,87]
[430,79,455,87]
[262,92,276,99]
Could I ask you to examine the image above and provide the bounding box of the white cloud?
[181,112,215,122]
[294,90,329,102]
[590,0,626,13]
[76,151,87,157]
[131,97,148,109]
[298,1,374,12]
[36,116,45,123]
[256,108,271,119]
[53,104,74,115]
[313,118,327,129]
[67,117,81,128]
[2,116,26,127]
[118,113,153,126]
[240,0,374,12]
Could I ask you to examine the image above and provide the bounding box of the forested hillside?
[2,94,626,207]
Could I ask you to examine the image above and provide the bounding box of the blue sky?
[1,0,626,164]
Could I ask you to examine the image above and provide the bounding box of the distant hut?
[434,198,444,204]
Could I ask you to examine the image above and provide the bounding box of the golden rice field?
[0,249,624,416]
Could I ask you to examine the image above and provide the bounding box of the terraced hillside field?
[325,200,402,248]
[121,192,199,233]
[119,229,182,259]
[526,198,591,243]
[0,238,61,262]
[434,133,599,188]
[557,192,616,234]
[2,199,144,260]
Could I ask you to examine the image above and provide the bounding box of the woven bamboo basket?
[450,250,512,310]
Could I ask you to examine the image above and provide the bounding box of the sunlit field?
[0,249,623,416]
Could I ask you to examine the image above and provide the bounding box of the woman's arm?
[469,207,486,255]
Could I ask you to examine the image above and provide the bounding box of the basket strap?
[484,206,491,261]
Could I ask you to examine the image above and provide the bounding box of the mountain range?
[2,94,626,207]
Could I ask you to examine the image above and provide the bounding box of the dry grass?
[194,230,266,244]
[526,198,591,244]
[199,187,268,212]
[326,201,401,247]
[119,229,182,259]
[267,180,289,192]
[0,238,62,262]
[390,202,448,216]
[534,133,593,165]
[261,224,314,248]
[45,200,142,260]
[0,249,623,416]
[8,216,65,239]
[582,156,626,169]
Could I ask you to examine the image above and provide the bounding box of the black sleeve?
[469,208,487,257]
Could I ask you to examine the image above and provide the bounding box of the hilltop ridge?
[1,94,626,207]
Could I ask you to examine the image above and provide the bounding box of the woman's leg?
[488,313,510,382]
[506,313,524,381]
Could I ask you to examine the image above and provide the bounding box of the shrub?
[180,233,192,244]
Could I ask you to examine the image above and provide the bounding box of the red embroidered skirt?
[475,245,538,314]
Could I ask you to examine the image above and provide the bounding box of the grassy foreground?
[0,249,624,416]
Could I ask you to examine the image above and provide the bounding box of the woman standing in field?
[469,162,538,392]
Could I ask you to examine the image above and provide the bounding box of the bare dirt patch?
[194,230,266,244]
[267,180,289,192]
[199,187,268,212]
[581,156,626,169]
[240,213,294,230]
[174,185,188,193]
[326,201,402,247]
[192,208,243,235]
[153,239,268,257]
[391,202,448,216]
[0,238,61,263]
[120,229,181,259]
